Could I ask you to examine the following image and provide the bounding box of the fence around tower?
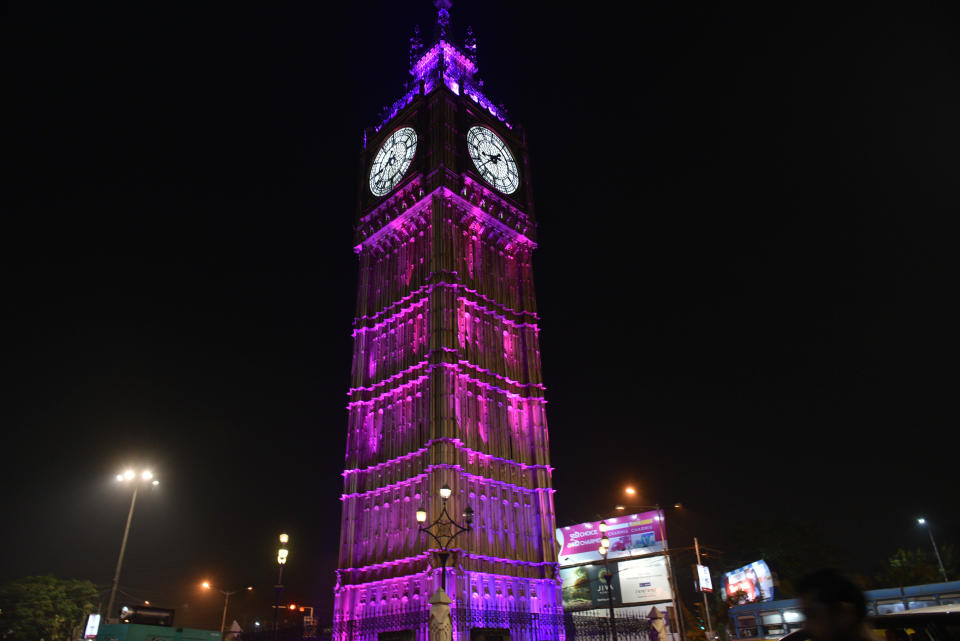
[331,604,655,641]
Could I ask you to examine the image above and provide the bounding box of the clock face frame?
[466,125,520,195]
[369,127,418,197]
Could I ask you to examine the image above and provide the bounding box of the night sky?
[4,0,958,629]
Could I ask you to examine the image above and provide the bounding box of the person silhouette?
[797,569,876,641]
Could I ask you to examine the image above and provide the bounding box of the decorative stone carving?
[428,588,453,641]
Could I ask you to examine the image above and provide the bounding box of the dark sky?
[4,0,958,628]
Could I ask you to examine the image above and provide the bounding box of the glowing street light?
[617,486,685,641]
[917,517,949,582]
[105,468,160,622]
[273,534,289,641]
[203,582,253,639]
[414,484,474,596]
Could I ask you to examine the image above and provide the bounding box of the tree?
[0,575,99,641]
[711,588,751,641]
[876,546,957,587]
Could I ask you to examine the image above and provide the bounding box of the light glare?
[124,470,135,480]
[142,471,153,480]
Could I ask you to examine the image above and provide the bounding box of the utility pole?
[695,537,715,640]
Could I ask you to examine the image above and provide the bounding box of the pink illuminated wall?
[334,21,562,641]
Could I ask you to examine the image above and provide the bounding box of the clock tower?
[334,5,563,640]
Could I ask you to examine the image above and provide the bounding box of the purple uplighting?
[335,7,561,640]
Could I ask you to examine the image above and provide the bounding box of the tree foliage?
[876,546,957,587]
[0,575,99,641]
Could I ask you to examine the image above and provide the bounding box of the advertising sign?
[83,614,101,639]
[618,556,672,603]
[723,560,774,602]
[559,556,671,610]
[556,510,665,566]
[560,563,615,609]
[696,564,713,593]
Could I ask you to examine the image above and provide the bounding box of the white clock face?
[369,127,418,197]
[467,126,520,195]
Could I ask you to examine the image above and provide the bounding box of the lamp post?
[917,518,949,582]
[617,492,685,641]
[599,522,618,641]
[106,469,160,622]
[274,533,289,641]
[415,484,474,595]
[203,582,253,639]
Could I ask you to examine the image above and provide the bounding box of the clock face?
[467,126,520,195]
[369,127,418,197]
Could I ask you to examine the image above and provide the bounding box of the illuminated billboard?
[723,560,774,602]
[83,614,101,639]
[559,555,671,610]
[556,510,665,566]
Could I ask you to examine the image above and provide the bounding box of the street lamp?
[415,484,474,595]
[598,522,618,641]
[917,518,949,582]
[618,490,685,641]
[274,534,289,641]
[106,468,159,622]
[203,582,254,639]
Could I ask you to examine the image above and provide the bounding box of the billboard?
[83,614,101,639]
[556,510,665,566]
[696,564,713,593]
[723,560,774,602]
[559,555,671,610]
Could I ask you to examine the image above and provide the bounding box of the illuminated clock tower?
[334,5,563,639]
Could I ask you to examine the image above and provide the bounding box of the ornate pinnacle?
[434,0,452,41]
[409,24,424,67]
[464,25,477,64]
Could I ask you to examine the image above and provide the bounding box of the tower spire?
[464,25,477,64]
[434,0,452,41]
[409,24,424,68]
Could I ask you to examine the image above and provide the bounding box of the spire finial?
[409,24,424,67]
[464,25,477,64]
[434,0,452,41]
